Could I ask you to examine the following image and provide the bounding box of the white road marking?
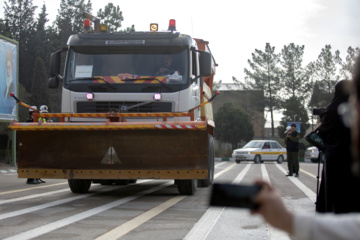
[0,180,152,220]
[95,195,187,240]
[4,181,172,240]
[300,168,321,181]
[184,163,251,240]
[95,162,236,240]
[261,164,291,240]
[275,164,317,203]
[0,182,68,196]
[0,186,120,221]
[0,189,69,205]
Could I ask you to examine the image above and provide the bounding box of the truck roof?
[67,32,193,47]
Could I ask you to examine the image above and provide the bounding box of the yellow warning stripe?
[9,123,207,131]
[34,112,191,118]
[252,152,287,155]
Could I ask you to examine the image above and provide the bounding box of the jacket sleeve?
[289,132,300,143]
[292,213,360,240]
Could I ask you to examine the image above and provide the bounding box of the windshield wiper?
[68,77,116,89]
[123,77,172,91]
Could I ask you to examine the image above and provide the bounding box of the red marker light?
[168,19,176,31]
[84,19,91,30]
[10,93,14,97]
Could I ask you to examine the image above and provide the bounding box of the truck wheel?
[198,135,215,188]
[68,179,91,193]
[277,155,284,164]
[254,155,261,164]
[177,179,197,195]
[235,160,241,164]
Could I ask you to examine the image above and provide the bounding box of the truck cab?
[49,20,212,123]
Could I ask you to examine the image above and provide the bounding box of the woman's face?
[6,60,12,78]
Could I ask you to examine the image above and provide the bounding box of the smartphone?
[209,183,261,210]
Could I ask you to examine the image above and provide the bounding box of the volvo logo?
[120,105,127,112]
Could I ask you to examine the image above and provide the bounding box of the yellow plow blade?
[12,121,210,180]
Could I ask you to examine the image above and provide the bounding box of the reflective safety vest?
[39,117,47,123]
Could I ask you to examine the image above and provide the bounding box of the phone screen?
[209,183,261,210]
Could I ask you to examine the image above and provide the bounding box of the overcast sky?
[1,0,359,85]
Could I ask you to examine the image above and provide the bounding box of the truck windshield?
[64,47,189,92]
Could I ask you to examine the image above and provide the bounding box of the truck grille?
[77,101,172,113]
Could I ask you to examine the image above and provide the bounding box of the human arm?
[287,132,300,143]
[292,213,360,240]
[253,179,360,240]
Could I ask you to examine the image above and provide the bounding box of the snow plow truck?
[9,13,217,195]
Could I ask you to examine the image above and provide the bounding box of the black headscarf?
[319,80,351,144]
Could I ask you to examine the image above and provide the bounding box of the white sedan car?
[232,140,286,164]
[304,146,325,163]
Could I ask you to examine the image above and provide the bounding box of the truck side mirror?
[49,51,61,78]
[199,51,212,77]
[48,77,59,88]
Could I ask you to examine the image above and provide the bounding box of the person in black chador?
[316,79,360,213]
[25,106,46,184]
[285,123,300,177]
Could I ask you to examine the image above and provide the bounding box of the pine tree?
[278,96,309,138]
[242,43,282,137]
[55,0,92,47]
[30,57,50,108]
[280,43,311,102]
[97,3,123,32]
[341,46,360,80]
[313,45,342,95]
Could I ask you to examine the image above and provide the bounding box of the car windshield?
[243,141,263,149]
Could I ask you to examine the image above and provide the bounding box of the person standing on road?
[316,79,360,213]
[25,106,39,184]
[285,123,300,177]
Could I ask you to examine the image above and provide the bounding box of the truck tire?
[68,179,91,193]
[198,135,215,188]
[235,160,241,164]
[177,179,197,195]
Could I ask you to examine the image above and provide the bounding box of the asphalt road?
[0,161,321,240]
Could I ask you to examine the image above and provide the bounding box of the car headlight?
[233,151,236,154]
[311,149,315,153]
[247,152,252,154]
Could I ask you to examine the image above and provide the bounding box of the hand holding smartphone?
[209,183,261,210]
